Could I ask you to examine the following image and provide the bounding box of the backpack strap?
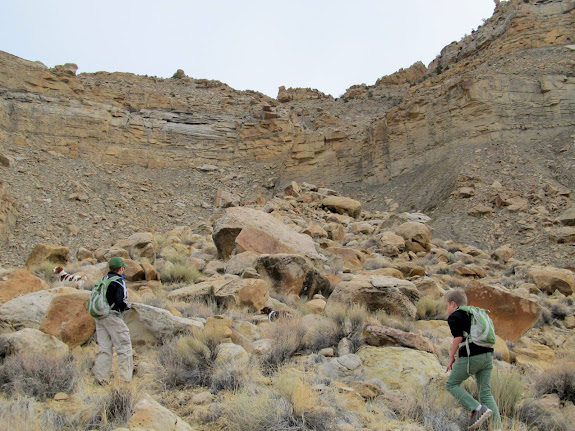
[104,275,122,309]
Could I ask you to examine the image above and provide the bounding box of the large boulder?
[254,254,331,298]
[0,269,49,305]
[225,251,259,275]
[395,222,433,253]
[115,232,159,264]
[167,278,269,311]
[325,247,365,270]
[39,291,94,348]
[328,275,419,318]
[465,281,542,341]
[322,196,362,219]
[0,328,69,359]
[357,346,443,391]
[526,267,574,296]
[128,393,195,431]
[0,288,74,332]
[364,325,434,353]
[212,207,321,261]
[124,303,204,345]
[24,243,69,270]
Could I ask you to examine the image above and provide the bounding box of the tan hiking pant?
[94,311,133,383]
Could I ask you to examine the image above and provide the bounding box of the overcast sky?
[1,0,497,98]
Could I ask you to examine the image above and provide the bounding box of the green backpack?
[87,275,121,318]
[458,305,496,354]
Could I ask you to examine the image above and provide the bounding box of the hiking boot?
[468,405,492,430]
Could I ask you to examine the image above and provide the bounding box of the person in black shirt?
[445,290,501,431]
[93,256,133,384]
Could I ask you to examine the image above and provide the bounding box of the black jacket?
[104,272,130,312]
[448,308,494,358]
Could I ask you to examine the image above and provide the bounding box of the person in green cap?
[94,256,133,384]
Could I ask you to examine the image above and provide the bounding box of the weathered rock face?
[328,275,419,318]
[0,269,50,305]
[527,267,575,296]
[465,281,542,342]
[364,324,435,353]
[38,291,94,348]
[1,0,574,270]
[24,243,69,270]
[167,278,269,311]
[356,346,443,392]
[0,180,17,243]
[212,207,321,261]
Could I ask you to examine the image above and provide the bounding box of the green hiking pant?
[446,352,501,427]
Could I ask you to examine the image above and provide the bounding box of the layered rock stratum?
[1,0,574,267]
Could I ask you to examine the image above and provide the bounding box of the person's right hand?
[446,356,455,372]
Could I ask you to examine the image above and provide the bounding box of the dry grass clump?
[157,323,228,389]
[261,317,307,372]
[0,397,43,431]
[533,360,575,403]
[323,302,369,345]
[303,318,340,352]
[402,384,464,431]
[0,353,77,401]
[225,386,295,431]
[158,335,216,389]
[160,263,202,284]
[159,243,190,265]
[176,300,217,319]
[491,367,528,418]
[210,358,260,393]
[373,310,415,333]
[225,382,339,431]
[31,261,58,281]
[515,400,572,431]
[416,296,447,320]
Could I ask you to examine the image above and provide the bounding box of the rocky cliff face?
[1,0,574,266]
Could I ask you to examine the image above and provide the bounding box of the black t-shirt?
[448,308,494,357]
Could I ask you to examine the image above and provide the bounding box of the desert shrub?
[403,385,463,431]
[516,400,571,431]
[0,397,42,431]
[79,385,140,431]
[302,318,340,352]
[0,353,77,401]
[324,302,369,342]
[101,386,137,427]
[261,317,306,372]
[534,306,553,328]
[416,296,446,320]
[0,337,10,364]
[160,243,190,264]
[176,300,217,319]
[210,359,258,393]
[160,263,201,284]
[158,327,225,389]
[491,368,528,418]
[374,310,415,333]
[225,386,295,431]
[533,361,575,403]
[434,266,455,276]
[550,303,570,320]
[140,295,168,309]
[32,261,57,281]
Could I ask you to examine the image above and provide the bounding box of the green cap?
[109,256,126,269]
